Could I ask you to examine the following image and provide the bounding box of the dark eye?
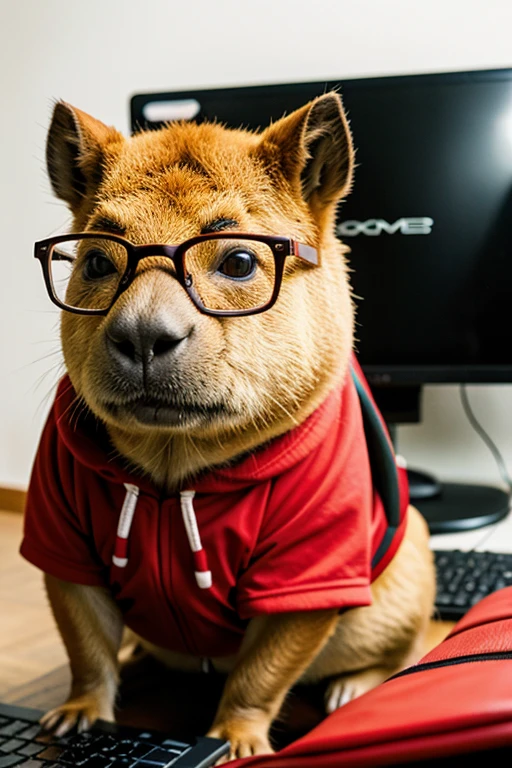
[217,249,256,280]
[83,249,117,280]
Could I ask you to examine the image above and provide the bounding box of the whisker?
[183,433,208,471]
[68,396,88,432]
[33,361,65,393]
[147,433,173,472]
[36,374,69,419]
[15,348,62,374]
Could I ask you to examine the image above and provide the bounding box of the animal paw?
[325,667,390,713]
[207,718,274,764]
[40,692,114,737]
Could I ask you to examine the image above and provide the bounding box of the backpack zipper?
[389,650,512,681]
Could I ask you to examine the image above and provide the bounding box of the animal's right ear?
[46,101,123,215]
[256,92,355,214]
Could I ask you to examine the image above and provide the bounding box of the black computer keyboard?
[434,549,512,620]
[0,703,229,768]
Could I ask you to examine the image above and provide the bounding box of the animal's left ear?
[256,92,354,210]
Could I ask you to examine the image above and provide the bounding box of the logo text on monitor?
[337,217,434,237]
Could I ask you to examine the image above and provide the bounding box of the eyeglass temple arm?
[291,240,319,266]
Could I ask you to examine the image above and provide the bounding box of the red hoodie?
[21,358,408,658]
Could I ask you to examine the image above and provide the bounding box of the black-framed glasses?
[34,232,319,317]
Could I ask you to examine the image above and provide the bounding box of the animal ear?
[46,101,123,214]
[258,92,354,209]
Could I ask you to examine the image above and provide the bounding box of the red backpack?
[231,588,512,766]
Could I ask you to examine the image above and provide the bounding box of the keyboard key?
[143,747,182,764]
[16,727,41,742]
[70,756,113,768]
[95,735,121,752]
[453,593,468,607]
[107,760,132,767]
[106,739,134,757]
[12,761,46,767]
[470,593,488,606]
[161,739,189,749]
[67,732,95,746]
[34,746,64,762]
[56,748,91,766]
[0,740,24,754]
[0,723,27,738]
[436,593,452,605]
[129,742,154,758]
[0,756,26,767]
[16,746,42,759]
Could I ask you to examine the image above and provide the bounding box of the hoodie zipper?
[156,499,192,654]
[158,497,202,656]
[389,650,512,681]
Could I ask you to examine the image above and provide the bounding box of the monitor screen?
[130,69,512,384]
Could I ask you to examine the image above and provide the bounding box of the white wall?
[1,0,511,490]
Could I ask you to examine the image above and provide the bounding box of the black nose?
[106,314,190,369]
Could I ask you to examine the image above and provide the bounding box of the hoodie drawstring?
[112,485,212,590]
[112,483,140,567]
[180,490,212,589]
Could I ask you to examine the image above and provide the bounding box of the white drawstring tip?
[112,555,128,568]
[195,570,212,589]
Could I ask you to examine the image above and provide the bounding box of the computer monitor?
[130,69,512,533]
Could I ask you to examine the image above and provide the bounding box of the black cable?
[459,384,512,495]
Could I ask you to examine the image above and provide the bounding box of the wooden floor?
[0,510,66,699]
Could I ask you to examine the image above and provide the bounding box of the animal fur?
[36,94,435,762]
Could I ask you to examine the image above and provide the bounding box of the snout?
[87,267,209,425]
[103,268,195,385]
[101,307,195,423]
[106,312,191,373]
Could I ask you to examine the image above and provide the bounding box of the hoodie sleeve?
[236,401,375,618]
[20,406,107,586]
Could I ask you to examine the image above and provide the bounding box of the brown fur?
[38,95,435,761]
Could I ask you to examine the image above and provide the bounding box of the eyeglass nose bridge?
[125,242,184,281]
[117,242,187,299]
[131,243,181,261]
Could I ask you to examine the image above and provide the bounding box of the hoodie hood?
[53,374,345,495]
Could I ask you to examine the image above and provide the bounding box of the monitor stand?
[407,466,509,534]
[369,382,510,535]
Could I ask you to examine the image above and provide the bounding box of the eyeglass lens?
[49,238,129,311]
[184,238,276,312]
